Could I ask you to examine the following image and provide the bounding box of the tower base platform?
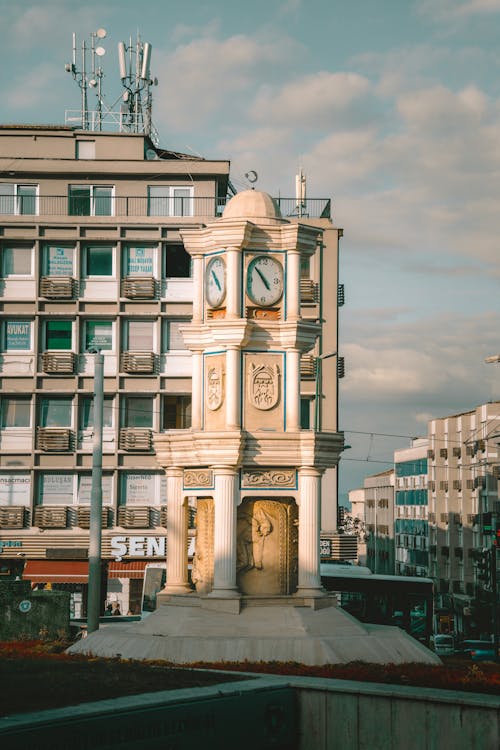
[69,594,441,665]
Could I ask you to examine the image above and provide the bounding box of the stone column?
[191,350,203,430]
[296,467,324,597]
[163,467,191,594]
[226,246,241,319]
[286,248,301,320]
[209,466,239,597]
[226,346,240,429]
[286,348,301,431]
[192,254,204,322]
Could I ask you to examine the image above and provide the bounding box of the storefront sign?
[0,540,23,553]
[111,535,166,560]
[5,321,31,350]
[47,246,74,276]
[126,247,153,276]
[0,474,31,505]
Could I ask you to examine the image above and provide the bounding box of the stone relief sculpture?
[207,365,224,411]
[236,506,273,573]
[184,469,213,489]
[241,468,296,488]
[248,363,280,410]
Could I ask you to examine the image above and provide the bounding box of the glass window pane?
[46,320,72,350]
[125,246,154,276]
[77,474,112,505]
[76,141,95,159]
[17,186,36,215]
[125,397,153,428]
[127,321,153,350]
[2,247,32,275]
[148,187,169,217]
[80,397,113,429]
[40,398,72,427]
[0,183,14,213]
[173,188,191,216]
[163,395,191,429]
[38,473,74,505]
[3,321,31,350]
[86,246,112,276]
[165,320,187,350]
[165,243,191,278]
[69,186,90,216]
[93,187,112,216]
[121,473,157,504]
[84,321,113,351]
[300,398,311,429]
[1,398,31,427]
[44,246,74,276]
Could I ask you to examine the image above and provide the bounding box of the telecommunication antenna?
[295,167,307,218]
[117,34,158,137]
[65,28,107,130]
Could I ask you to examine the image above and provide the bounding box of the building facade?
[394,439,430,578]
[0,125,340,616]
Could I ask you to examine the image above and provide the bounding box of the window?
[148,186,193,217]
[300,257,311,278]
[0,474,31,506]
[123,396,153,428]
[42,245,75,276]
[120,472,159,505]
[83,320,113,351]
[77,474,113,504]
[44,320,72,350]
[79,397,114,429]
[0,184,37,215]
[163,395,191,429]
[124,320,154,351]
[0,398,31,428]
[76,141,95,159]
[1,246,32,276]
[123,245,155,277]
[164,243,191,278]
[38,473,74,505]
[69,185,113,216]
[39,398,72,427]
[162,319,189,351]
[1,320,31,351]
[300,398,311,429]
[82,245,114,276]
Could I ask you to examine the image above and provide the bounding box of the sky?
[1,0,500,505]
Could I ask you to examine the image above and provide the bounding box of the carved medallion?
[248,363,280,410]
[207,365,224,411]
[241,469,296,488]
[184,469,214,489]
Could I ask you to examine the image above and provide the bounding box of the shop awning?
[23,560,88,583]
[108,561,148,579]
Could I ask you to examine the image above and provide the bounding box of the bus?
[320,563,434,646]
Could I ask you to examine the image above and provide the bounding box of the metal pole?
[492,534,499,663]
[87,351,104,634]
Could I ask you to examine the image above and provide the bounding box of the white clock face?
[205,256,226,308]
[247,255,284,307]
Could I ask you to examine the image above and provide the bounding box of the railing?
[0,196,331,220]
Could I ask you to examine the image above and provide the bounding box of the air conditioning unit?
[121,277,156,299]
[33,506,68,529]
[76,507,109,529]
[40,276,75,299]
[119,428,152,451]
[299,278,319,303]
[37,428,73,452]
[300,354,316,379]
[0,507,25,529]
[41,352,76,374]
[117,506,151,528]
[121,351,156,374]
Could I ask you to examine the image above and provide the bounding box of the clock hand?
[255,266,270,290]
[211,269,221,291]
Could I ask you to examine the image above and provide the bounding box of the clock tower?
[154,189,343,601]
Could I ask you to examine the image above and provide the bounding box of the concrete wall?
[0,580,70,640]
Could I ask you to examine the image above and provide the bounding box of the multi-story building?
[427,402,500,638]
[349,469,395,574]
[394,438,430,578]
[0,124,340,616]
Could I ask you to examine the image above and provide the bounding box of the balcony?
[117,506,151,529]
[121,351,156,375]
[33,506,68,529]
[37,428,73,452]
[121,277,156,299]
[41,352,76,374]
[40,276,76,299]
[0,195,332,220]
[119,428,152,451]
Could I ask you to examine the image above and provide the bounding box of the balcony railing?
[0,196,331,220]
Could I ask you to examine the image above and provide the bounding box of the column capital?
[211,465,239,476]
[165,466,184,478]
[298,466,323,478]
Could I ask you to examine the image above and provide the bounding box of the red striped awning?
[108,561,148,579]
[23,560,88,583]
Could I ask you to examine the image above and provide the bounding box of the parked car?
[457,640,498,661]
[432,634,455,656]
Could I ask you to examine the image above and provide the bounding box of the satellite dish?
[245,170,258,184]
[96,46,106,57]
[145,148,158,160]
[96,28,107,39]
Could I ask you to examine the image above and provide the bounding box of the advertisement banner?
[39,473,74,504]
[126,247,153,276]
[5,321,31,350]
[124,473,158,504]
[47,246,74,276]
[0,474,31,505]
[78,474,113,505]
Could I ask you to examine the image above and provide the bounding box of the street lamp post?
[87,349,104,634]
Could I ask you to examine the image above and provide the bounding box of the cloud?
[418,0,500,22]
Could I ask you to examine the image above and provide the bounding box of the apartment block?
[394,438,430,578]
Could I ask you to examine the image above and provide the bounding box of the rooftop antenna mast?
[117,34,158,137]
[65,29,107,130]
[295,167,307,218]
